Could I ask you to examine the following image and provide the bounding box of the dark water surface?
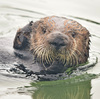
[0,0,100,99]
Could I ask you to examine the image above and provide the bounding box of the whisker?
[47,49,53,64]
[44,48,49,64]
[71,54,75,66]
[72,52,79,66]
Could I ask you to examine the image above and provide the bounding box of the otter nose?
[48,33,69,50]
[50,38,66,49]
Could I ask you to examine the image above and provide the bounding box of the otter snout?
[47,32,69,50]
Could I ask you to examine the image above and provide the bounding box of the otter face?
[31,16,90,67]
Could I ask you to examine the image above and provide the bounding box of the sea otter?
[13,16,90,74]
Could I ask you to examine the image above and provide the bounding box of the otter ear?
[13,21,34,50]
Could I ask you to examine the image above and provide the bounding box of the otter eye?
[42,27,46,34]
[71,32,76,38]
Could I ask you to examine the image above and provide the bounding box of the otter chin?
[13,16,90,74]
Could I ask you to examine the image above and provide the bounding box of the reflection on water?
[31,74,96,99]
[33,81,91,99]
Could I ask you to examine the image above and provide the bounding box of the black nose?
[47,32,69,50]
[49,37,67,49]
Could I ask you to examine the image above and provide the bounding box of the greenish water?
[33,81,91,99]
[31,74,96,99]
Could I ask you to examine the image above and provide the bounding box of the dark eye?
[42,27,46,34]
[71,32,76,38]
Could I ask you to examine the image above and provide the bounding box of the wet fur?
[13,16,90,74]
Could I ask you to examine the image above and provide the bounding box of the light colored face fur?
[31,16,90,67]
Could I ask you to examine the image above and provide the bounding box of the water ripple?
[69,15,100,25]
[1,6,46,16]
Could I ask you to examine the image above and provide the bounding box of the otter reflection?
[31,74,92,99]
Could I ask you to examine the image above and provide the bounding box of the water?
[0,0,100,99]
[31,74,97,99]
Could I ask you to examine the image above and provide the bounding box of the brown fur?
[13,16,90,74]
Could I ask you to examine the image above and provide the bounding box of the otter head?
[31,16,90,67]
